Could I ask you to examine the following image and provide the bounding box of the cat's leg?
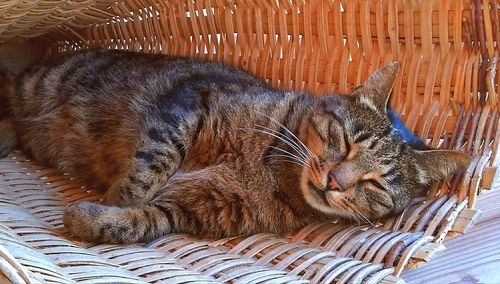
[64,166,250,243]
[102,142,183,206]
[0,119,16,157]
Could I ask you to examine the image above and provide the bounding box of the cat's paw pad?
[64,201,105,242]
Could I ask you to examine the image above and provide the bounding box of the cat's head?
[298,62,471,220]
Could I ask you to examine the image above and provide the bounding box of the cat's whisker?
[262,154,309,168]
[347,210,361,225]
[338,203,360,225]
[254,124,310,161]
[243,127,309,161]
[254,129,307,161]
[269,159,310,168]
[254,125,307,157]
[255,111,315,158]
[267,145,308,165]
[265,119,315,158]
[349,205,375,227]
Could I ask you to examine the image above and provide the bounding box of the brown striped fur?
[0,50,471,244]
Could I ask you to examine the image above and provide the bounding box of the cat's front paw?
[64,201,107,242]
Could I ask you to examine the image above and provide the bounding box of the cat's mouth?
[301,159,350,216]
[304,176,351,214]
[304,178,360,220]
[307,180,330,203]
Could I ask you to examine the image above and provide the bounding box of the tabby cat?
[0,50,470,244]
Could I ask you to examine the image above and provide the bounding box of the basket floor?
[402,186,500,283]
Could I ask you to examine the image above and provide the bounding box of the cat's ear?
[352,61,400,111]
[415,149,471,182]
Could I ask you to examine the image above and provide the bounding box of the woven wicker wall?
[43,0,498,112]
[0,1,498,283]
[0,0,131,43]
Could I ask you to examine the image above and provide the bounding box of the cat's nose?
[326,171,345,192]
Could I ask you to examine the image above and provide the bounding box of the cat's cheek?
[299,171,328,212]
[302,125,325,157]
[299,169,313,200]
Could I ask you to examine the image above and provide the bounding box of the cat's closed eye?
[333,131,351,162]
[362,179,386,191]
[342,132,351,159]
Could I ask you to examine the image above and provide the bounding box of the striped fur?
[0,50,471,243]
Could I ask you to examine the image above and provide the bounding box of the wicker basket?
[0,0,498,283]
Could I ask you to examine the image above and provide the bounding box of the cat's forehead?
[320,94,387,121]
[342,108,391,137]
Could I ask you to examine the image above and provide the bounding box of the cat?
[0,50,471,244]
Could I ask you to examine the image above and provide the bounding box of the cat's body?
[0,50,470,244]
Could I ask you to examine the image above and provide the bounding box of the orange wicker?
[0,0,498,283]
